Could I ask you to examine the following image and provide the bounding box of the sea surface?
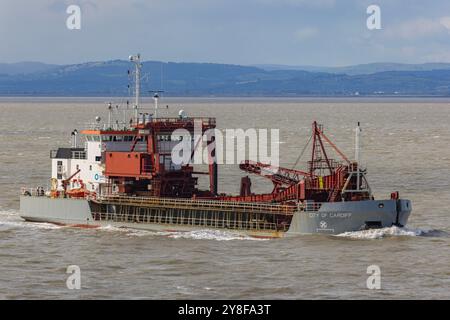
[0,97,449,299]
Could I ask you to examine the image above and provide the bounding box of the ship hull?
[287,199,411,235]
[19,196,411,238]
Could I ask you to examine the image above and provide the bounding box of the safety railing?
[96,195,296,214]
[301,202,323,212]
[92,211,280,231]
[150,117,216,126]
[21,187,48,197]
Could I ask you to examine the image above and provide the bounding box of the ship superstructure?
[20,54,412,237]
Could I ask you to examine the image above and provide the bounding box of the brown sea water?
[0,97,449,299]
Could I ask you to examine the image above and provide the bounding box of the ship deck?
[90,195,297,233]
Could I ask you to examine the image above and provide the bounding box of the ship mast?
[355,122,361,191]
[129,54,142,123]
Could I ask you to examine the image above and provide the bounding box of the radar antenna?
[149,90,164,119]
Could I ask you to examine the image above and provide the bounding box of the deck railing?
[20,187,324,214]
[302,202,323,212]
[21,187,48,197]
[96,195,296,214]
[92,211,281,231]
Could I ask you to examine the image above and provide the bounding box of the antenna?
[355,122,361,163]
[149,90,164,119]
[123,100,129,129]
[129,54,142,124]
[71,129,78,148]
[355,122,362,191]
[160,62,164,91]
[108,102,112,129]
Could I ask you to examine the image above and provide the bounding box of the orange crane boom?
[61,168,81,192]
[239,160,313,187]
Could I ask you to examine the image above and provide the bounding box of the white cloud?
[253,0,335,8]
[386,17,450,39]
[439,17,450,30]
[294,27,319,41]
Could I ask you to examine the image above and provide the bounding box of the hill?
[1,60,450,96]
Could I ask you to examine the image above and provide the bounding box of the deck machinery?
[99,117,217,198]
[221,121,372,204]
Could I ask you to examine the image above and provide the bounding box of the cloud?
[253,0,335,8]
[2,0,450,65]
[294,27,319,41]
[386,17,450,39]
[439,17,450,30]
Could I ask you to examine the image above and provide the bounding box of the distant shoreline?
[1,96,450,103]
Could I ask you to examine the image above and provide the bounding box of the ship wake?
[3,209,446,241]
[0,209,62,230]
[93,225,267,241]
[336,226,448,239]
[164,229,268,241]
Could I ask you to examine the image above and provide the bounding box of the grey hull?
[19,196,411,237]
[287,199,412,235]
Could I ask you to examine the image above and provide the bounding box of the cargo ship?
[19,54,412,238]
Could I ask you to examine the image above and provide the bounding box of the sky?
[1,0,450,66]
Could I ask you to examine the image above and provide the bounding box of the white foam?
[336,226,426,239]
[0,211,266,240]
[97,225,267,241]
[0,209,62,230]
[166,229,267,241]
[0,209,18,217]
[6,208,440,241]
[97,224,129,233]
[96,224,162,237]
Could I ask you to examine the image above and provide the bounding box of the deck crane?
[239,160,312,193]
[61,168,81,194]
[239,160,313,193]
[235,121,354,201]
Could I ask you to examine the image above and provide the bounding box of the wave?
[0,210,265,241]
[164,229,267,241]
[0,209,62,230]
[97,225,265,241]
[97,225,157,237]
[335,226,448,239]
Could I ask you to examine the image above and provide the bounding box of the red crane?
[239,160,312,189]
[61,168,81,193]
[228,122,353,202]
